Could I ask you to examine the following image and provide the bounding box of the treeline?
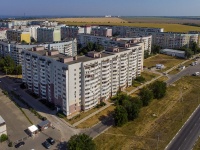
[112,81,167,127]
[0,56,22,75]
[182,23,200,27]
[78,42,104,55]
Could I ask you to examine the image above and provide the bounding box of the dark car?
[15,141,25,148]
[43,141,51,149]
[47,137,55,145]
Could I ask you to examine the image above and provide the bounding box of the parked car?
[193,72,200,76]
[15,141,25,148]
[42,141,51,149]
[47,137,55,145]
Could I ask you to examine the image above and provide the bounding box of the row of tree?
[113,81,167,127]
[0,56,22,75]
[78,42,104,55]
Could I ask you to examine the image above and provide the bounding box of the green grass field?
[94,76,200,150]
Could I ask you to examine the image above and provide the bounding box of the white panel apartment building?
[24,25,40,41]
[77,34,152,52]
[0,40,77,64]
[0,116,6,136]
[61,26,85,40]
[21,43,144,116]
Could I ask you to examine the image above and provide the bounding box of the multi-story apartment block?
[112,26,164,36]
[91,26,112,37]
[24,25,40,41]
[0,39,77,64]
[0,28,8,40]
[78,34,152,52]
[61,26,85,40]
[0,22,13,28]
[37,27,61,43]
[21,43,144,116]
[0,116,6,136]
[6,29,30,43]
[77,34,112,48]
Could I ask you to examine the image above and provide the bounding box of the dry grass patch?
[76,105,115,128]
[95,76,200,150]
[49,17,127,23]
[144,54,185,72]
[193,138,200,150]
[65,107,102,125]
[141,71,159,81]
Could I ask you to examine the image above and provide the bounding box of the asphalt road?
[165,105,200,150]
[166,60,200,85]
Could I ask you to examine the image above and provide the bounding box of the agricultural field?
[144,54,185,72]
[49,17,127,23]
[50,17,200,32]
[94,76,200,150]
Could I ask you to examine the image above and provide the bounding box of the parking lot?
[0,90,32,142]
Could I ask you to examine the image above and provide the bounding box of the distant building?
[160,49,185,58]
[24,25,40,41]
[0,28,8,40]
[6,29,30,43]
[91,26,112,37]
[0,116,6,136]
[61,26,84,40]
[37,27,61,43]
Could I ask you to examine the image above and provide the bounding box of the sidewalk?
[72,102,113,127]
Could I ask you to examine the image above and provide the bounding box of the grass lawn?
[94,76,200,150]
[144,54,185,72]
[76,105,115,128]
[168,68,180,75]
[65,107,102,125]
[141,71,159,81]
[193,138,200,150]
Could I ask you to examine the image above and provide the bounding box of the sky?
[1,0,200,16]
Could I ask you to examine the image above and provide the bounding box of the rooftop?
[161,49,185,54]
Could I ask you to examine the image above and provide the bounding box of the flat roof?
[38,120,50,127]
[0,116,5,124]
[161,49,185,54]
[28,125,38,133]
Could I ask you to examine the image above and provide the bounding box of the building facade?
[0,28,7,40]
[6,29,30,43]
[21,43,144,116]
[61,26,85,40]
[91,26,112,37]
[37,27,61,43]
[0,39,77,64]
[0,116,6,136]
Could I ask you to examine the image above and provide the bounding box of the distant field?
[49,17,127,23]
[122,17,200,24]
[49,17,200,32]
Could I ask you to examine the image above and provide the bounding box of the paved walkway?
[72,102,113,127]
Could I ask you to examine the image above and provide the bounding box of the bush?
[96,101,106,108]
[0,134,8,142]
[8,142,13,147]
[114,105,128,127]
[150,81,167,99]
[56,111,66,118]
[135,76,146,83]
[2,90,8,96]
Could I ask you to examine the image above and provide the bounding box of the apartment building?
[112,26,164,36]
[24,25,40,41]
[0,39,77,64]
[61,26,84,40]
[21,43,144,116]
[0,28,7,40]
[78,34,152,52]
[0,22,13,28]
[91,26,112,37]
[6,29,31,43]
[77,34,112,48]
[37,27,61,43]
[0,116,6,136]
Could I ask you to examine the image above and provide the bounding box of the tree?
[135,76,146,83]
[184,48,193,58]
[151,45,161,54]
[190,41,198,54]
[15,65,22,75]
[114,105,128,127]
[139,87,154,106]
[68,134,96,150]
[150,81,167,99]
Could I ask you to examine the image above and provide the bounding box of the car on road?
[15,141,25,148]
[193,72,200,76]
[42,141,51,149]
[47,137,55,145]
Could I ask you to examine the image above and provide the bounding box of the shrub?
[56,111,66,118]
[0,134,8,142]
[8,142,13,147]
